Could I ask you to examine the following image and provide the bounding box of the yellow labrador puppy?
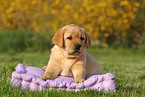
[41,24,103,83]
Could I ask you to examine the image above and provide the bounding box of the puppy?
[41,24,103,83]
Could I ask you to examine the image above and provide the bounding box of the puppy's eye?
[80,37,84,40]
[67,37,72,40]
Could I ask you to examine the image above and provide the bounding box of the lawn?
[0,47,145,97]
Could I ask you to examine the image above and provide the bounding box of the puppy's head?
[52,24,91,58]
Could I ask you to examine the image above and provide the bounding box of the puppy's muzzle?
[74,43,81,50]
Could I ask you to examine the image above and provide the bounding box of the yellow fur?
[41,24,103,83]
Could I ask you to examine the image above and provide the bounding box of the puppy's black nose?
[74,44,81,50]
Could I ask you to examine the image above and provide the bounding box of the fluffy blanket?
[11,64,116,92]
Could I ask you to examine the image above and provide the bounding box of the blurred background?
[0,0,145,53]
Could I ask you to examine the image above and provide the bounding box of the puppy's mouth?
[68,51,81,58]
[68,51,80,55]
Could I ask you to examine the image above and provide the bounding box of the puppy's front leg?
[72,64,86,83]
[41,64,61,80]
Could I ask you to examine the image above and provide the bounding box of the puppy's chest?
[60,59,76,77]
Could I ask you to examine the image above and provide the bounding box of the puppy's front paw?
[75,78,85,83]
[40,73,55,80]
[40,76,49,81]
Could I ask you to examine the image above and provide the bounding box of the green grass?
[0,47,145,97]
[0,29,53,53]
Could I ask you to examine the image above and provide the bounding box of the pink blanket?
[11,64,116,92]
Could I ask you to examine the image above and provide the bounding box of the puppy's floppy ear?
[81,28,91,48]
[52,28,64,48]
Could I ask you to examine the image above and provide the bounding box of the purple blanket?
[11,64,116,92]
